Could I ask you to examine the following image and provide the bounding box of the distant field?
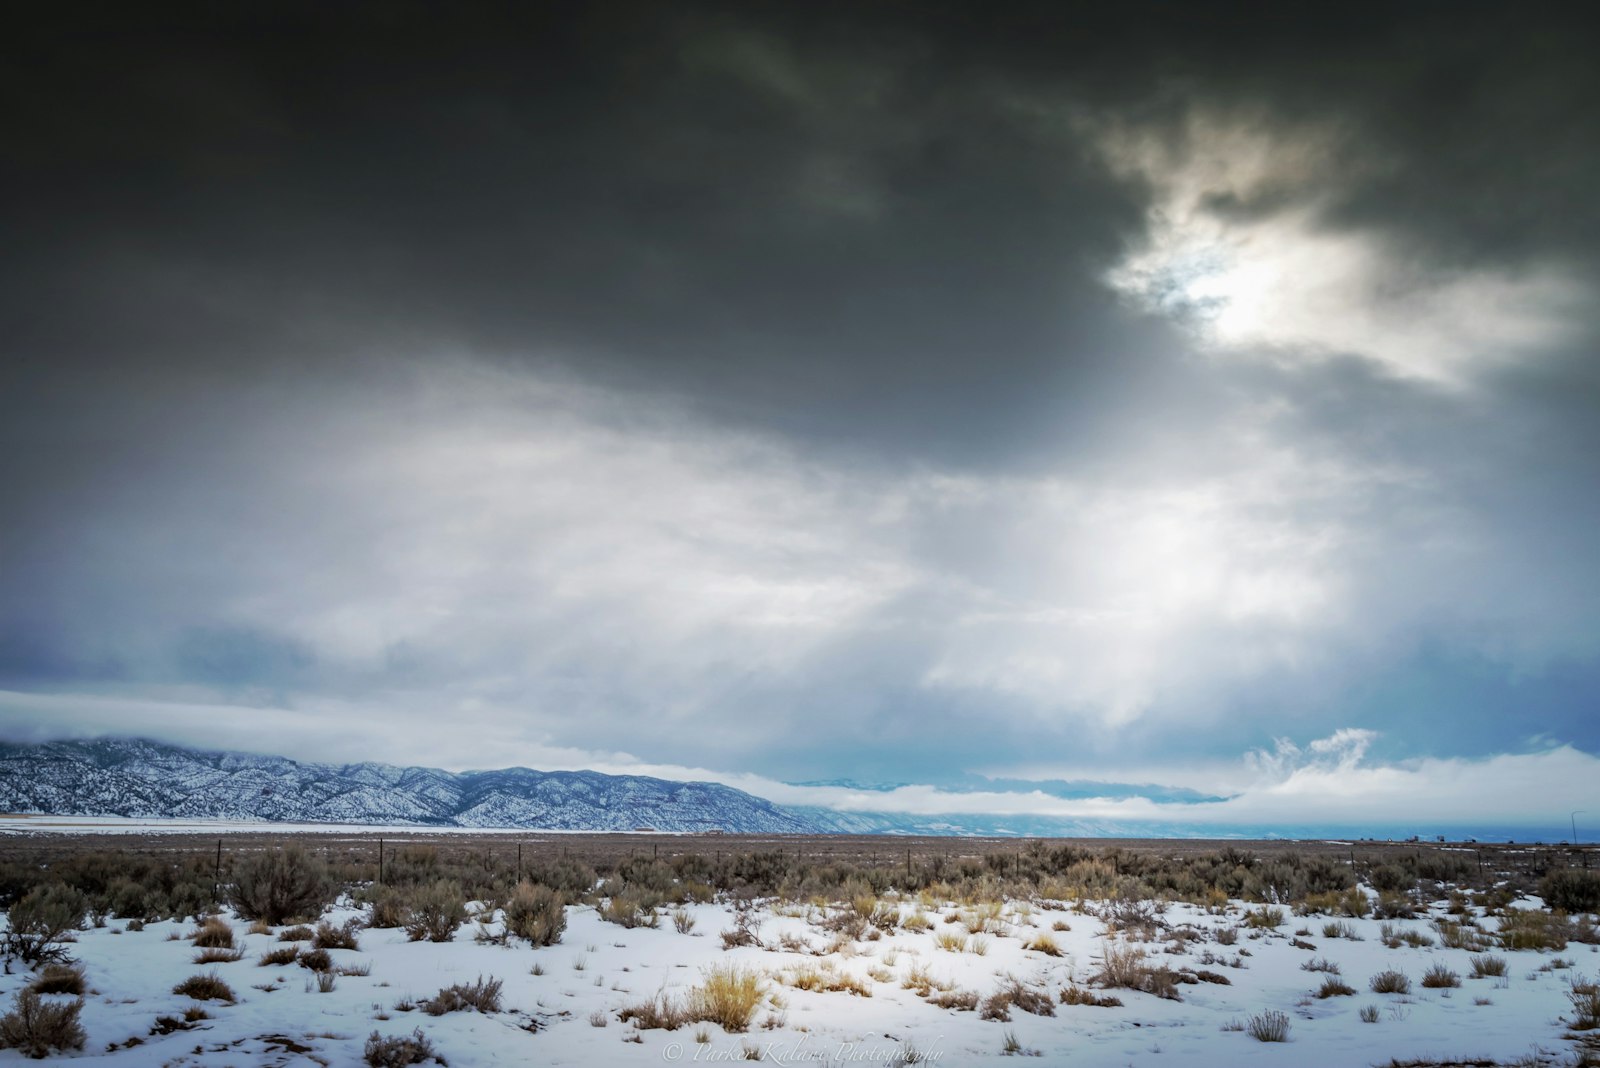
[3,824,1590,887]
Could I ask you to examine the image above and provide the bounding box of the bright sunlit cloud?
[1095,108,1587,382]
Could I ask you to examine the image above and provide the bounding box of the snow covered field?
[4,884,1597,1066]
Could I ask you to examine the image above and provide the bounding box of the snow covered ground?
[3,889,1595,1066]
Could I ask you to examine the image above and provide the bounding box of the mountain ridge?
[0,737,823,833]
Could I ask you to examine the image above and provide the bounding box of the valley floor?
[3,886,1597,1066]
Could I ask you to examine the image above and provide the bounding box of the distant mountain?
[0,738,822,833]
[0,737,1530,841]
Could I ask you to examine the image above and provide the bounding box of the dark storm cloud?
[8,4,1596,449]
[3,1,1599,820]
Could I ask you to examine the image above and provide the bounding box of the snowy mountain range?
[0,738,822,833]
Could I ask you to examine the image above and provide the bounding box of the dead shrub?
[259,945,300,966]
[1369,969,1411,994]
[364,1027,447,1067]
[193,947,245,964]
[927,989,979,1011]
[173,971,236,1003]
[190,917,235,949]
[1421,963,1460,989]
[297,948,333,972]
[980,974,1057,1022]
[314,919,361,951]
[422,976,503,1016]
[1060,984,1122,1007]
[1316,976,1357,998]
[0,990,86,1058]
[28,964,85,996]
[617,992,690,1031]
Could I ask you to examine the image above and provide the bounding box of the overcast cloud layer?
[4,2,1598,833]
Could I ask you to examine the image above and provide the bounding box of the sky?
[3,1,1599,834]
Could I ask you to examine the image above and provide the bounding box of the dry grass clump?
[617,991,691,1031]
[786,962,870,997]
[1315,976,1357,998]
[1421,963,1460,989]
[902,911,933,933]
[935,932,967,952]
[190,917,235,949]
[1568,976,1600,1030]
[963,903,1002,936]
[0,990,86,1058]
[1498,907,1570,951]
[1369,969,1411,994]
[421,976,503,1016]
[194,946,246,964]
[688,965,766,1032]
[1247,1009,1290,1042]
[1322,920,1361,940]
[927,988,979,1011]
[620,966,767,1033]
[173,971,237,1002]
[364,1027,446,1067]
[1377,922,1428,948]
[900,964,948,997]
[1094,942,1147,987]
[298,947,334,972]
[314,919,361,951]
[979,976,1055,1022]
[1244,906,1286,929]
[151,1005,211,1034]
[1434,919,1492,951]
[601,892,660,930]
[1060,984,1122,1008]
[1092,942,1182,1001]
[28,964,86,996]
[1469,954,1508,978]
[258,945,300,966]
[278,925,315,942]
[1298,888,1370,918]
[1025,933,1063,956]
[1371,889,1421,919]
